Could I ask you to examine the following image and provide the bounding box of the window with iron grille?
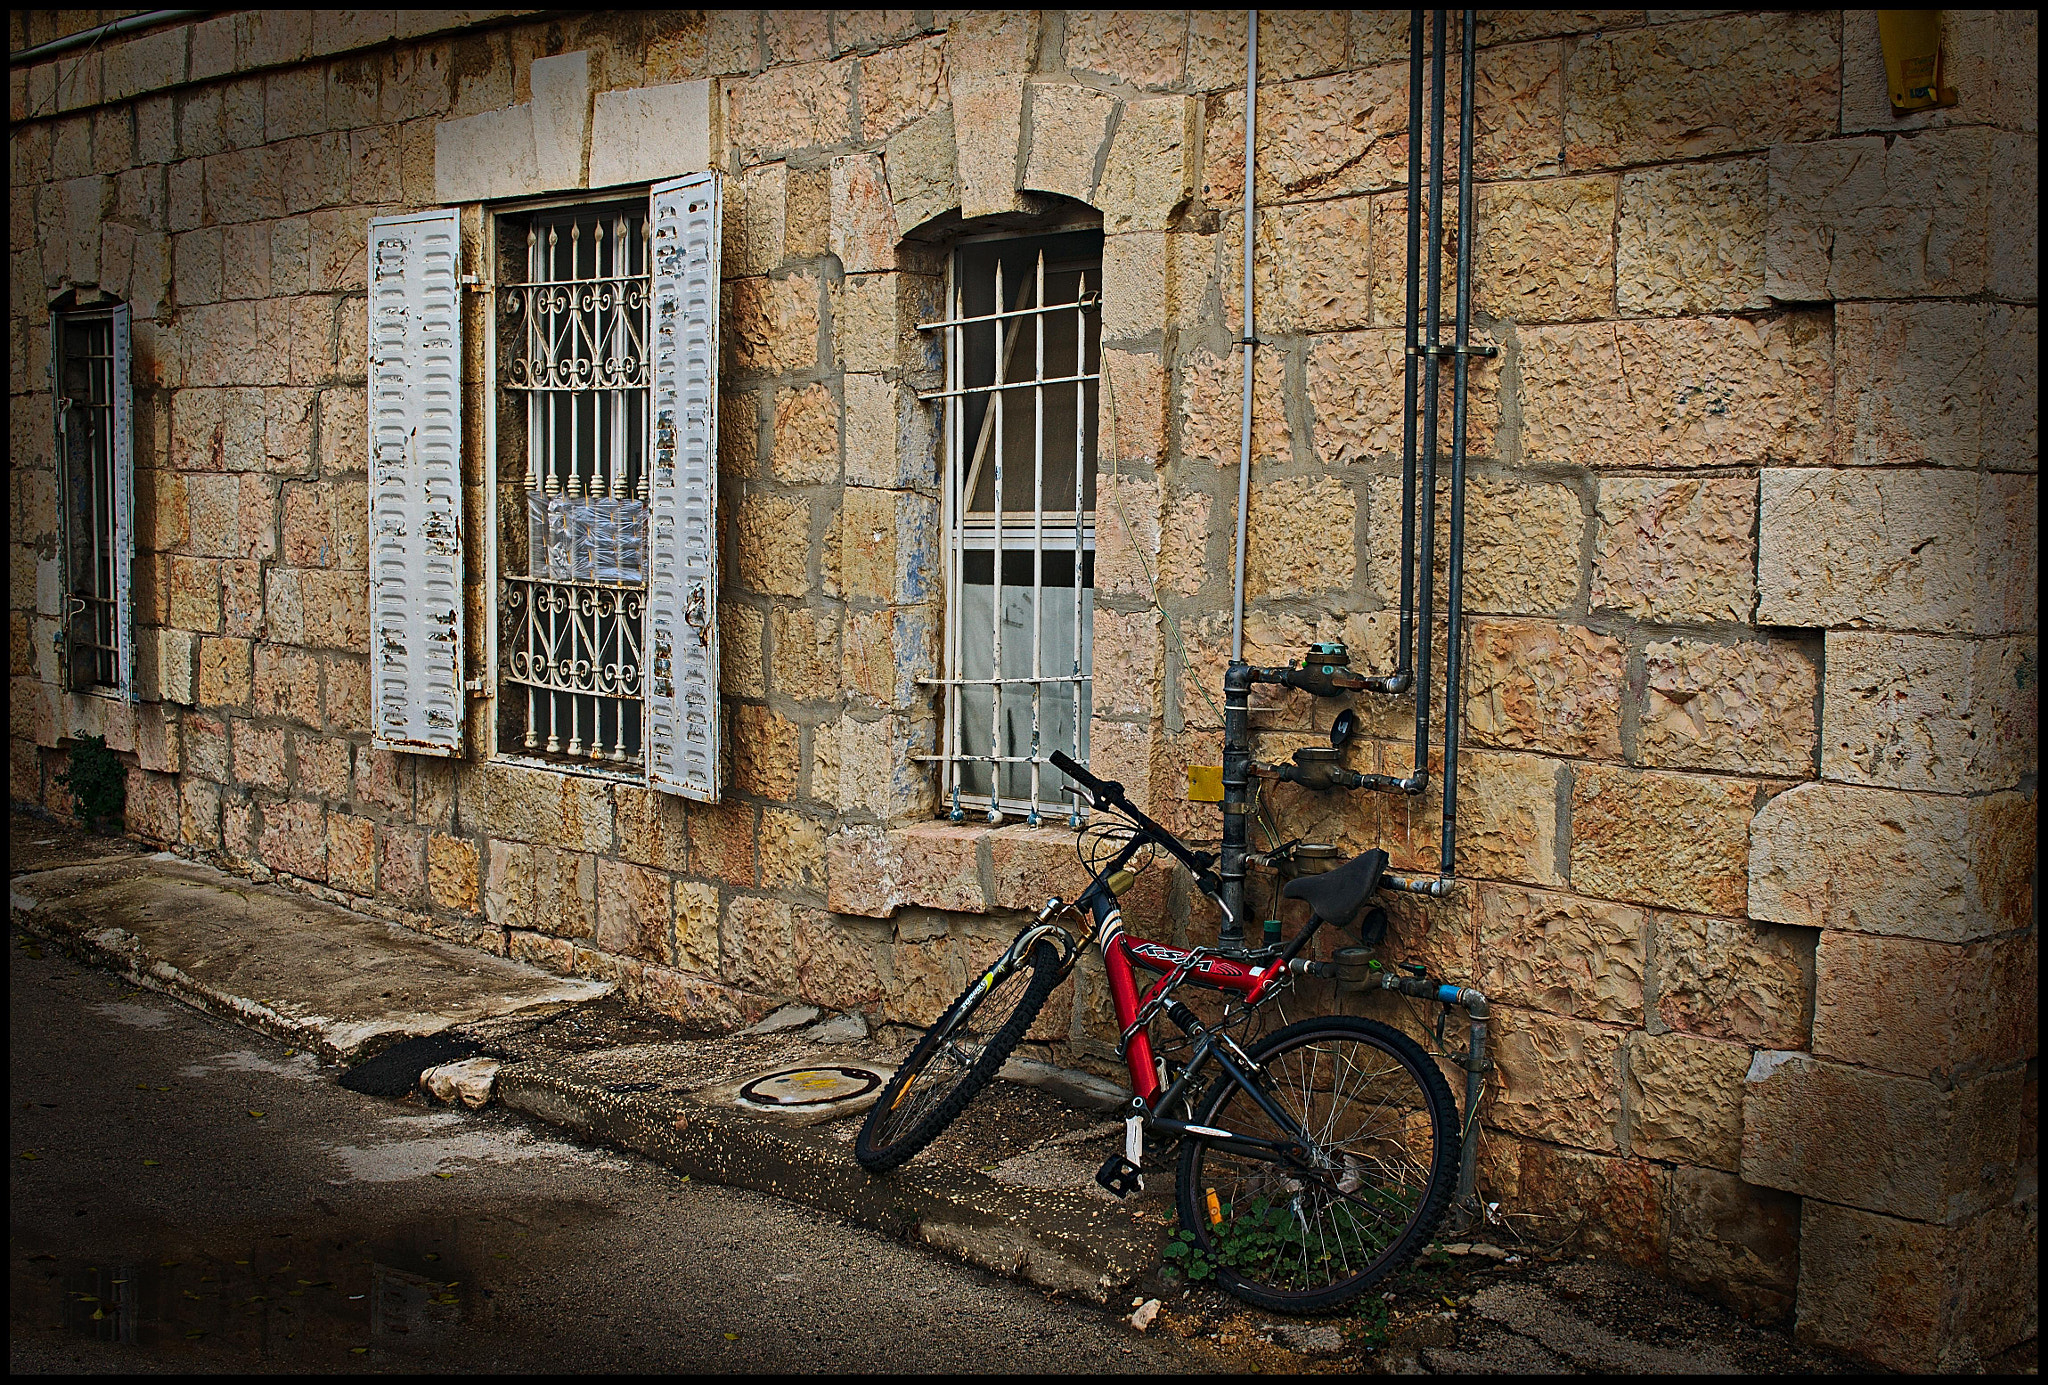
[920,230,1103,824]
[494,200,651,770]
[52,297,134,697]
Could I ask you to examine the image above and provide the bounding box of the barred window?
[495,201,651,770]
[921,230,1103,824]
[52,296,135,697]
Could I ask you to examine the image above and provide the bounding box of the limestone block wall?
[7,10,2037,1369]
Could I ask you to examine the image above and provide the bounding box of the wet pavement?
[7,935,1211,1373]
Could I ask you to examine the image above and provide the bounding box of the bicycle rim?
[1177,1018,1458,1312]
[856,941,1061,1169]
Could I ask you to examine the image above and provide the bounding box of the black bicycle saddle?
[1280,848,1389,928]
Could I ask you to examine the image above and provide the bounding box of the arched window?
[50,290,135,697]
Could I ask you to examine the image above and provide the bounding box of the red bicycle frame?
[1089,895,1283,1107]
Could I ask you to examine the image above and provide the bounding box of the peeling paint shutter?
[645,172,723,801]
[367,208,465,757]
[108,303,135,698]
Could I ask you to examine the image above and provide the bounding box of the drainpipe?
[9,11,215,68]
[1219,10,1260,952]
[1408,10,1448,803]
[1393,9,1426,692]
[1438,9,1479,880]
[1378,969,1490,1229]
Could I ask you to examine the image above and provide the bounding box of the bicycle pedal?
[1095,1154,1144,1198]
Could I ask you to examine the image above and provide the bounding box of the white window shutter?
[109,302,136,699]
[367,208,465,756]
[646,173,724,800]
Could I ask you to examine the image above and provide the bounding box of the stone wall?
[8,10,2037,1369]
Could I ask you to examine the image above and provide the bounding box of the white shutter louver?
[367,208,466,756]
[109,302,135,699]
[646,172,724,801]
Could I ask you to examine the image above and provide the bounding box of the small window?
[494,199,653,769]
[52,296,135,697]
[924,230,1103,823]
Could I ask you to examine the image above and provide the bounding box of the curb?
[494,1064,1170,1304]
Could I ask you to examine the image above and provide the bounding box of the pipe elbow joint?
[1223,662,1258,695]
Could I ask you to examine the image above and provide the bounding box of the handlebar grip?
[1049,750,1119,804]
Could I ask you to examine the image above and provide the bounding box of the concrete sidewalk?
[9,811,1168,1305]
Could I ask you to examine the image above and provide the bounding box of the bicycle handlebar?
[1048,750,1224,904]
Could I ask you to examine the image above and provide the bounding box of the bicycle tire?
[855,938,1066,1172]
[1174,1015,1459,1314]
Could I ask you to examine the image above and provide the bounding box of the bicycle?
[854,750,1459,1315]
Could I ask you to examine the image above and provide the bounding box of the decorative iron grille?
[917,231,1103,824]
[498,206,651,765]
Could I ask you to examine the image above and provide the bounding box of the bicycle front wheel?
[855,938,1066,1172]
[1175,1015,1459,1313]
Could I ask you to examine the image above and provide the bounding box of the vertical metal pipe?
[1397,10,1425,678]
[1071,272,1087,826]
[1440,9,1477,879]
[1410,9,1447,795]
[1456,1000,1487,1223]
[1219,9,1260,950]
[1228,9,1259,665]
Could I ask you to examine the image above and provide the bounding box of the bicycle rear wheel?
[1174,1015,1459,1313]
[855,938,1066,1172]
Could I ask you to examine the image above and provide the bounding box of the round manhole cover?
[737,1067,883,1107]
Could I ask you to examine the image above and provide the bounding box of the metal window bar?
[498,206,651,767]
[56,313,120,690]
[917,242,1101,824]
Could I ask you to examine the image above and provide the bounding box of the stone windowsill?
[826,819,1099,919]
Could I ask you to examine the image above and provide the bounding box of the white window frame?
[918,229,1103,826]
[50,297,135,700]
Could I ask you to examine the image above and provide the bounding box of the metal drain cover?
[737,1066,882,1108]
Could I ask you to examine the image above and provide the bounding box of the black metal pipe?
[1410,10,1447,795]
[1218,660,1254,949]
[1439,10,1477,880]
[1396,9,1425,679]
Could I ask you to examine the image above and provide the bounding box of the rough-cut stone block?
[1749,780,2033,943]
[1521,314,1832,469]
[828,155,909,278]
[1367,474,1582,617]
[1812,930,2037,1083]
[723,272,820,377]
[733,703,801,799]
[826,821,984,918]
[1757,467,1985,633]
[1667,1167,1800,1326]
[987,827,1095,913]
[1637,637,1817,776]
[426,833,479,914]
[1744,1054,2021,1222]
[1309,327,1502,463]
[1245,476,1355,598]
[725,160,787,277]
[948,75,1025,220]
[1571,766,1754,916]
[1488,1008,1625,1153]
[1470,174,1617,323]
[687,798,757,887]
[1797,1199,2041,1372]
[1204,64,1413,207]
[1837,301,1996,470]
[260,797,327,881]
[1591,476,1757,623]
[1179,343,1289,467]
[1478,1136,1668,1270]
[1098,95,1195,232]
[1465,619,1624,759]
[1767,130,1997,301]
[770,380,837,483]
[1617,158,1769,316]
[595,857,673,966]
[1373,747,1567,889]
[727,61,850,159]
[1625,1031,1748,1170]
[1062,10,1185,90]
[1651,910,1812,1049]
[881,108,959,235]
[720,893,796,995]
[792,906,882,1010]
[1565,13,1838,169]
[733,493,811,597]
[1022,83,1116,204]
[1822,632,2034,794]
[758,809,826,894]
[613,783,690,874]
[1477,884,1645,1025]
[857,34,944,142]
[469,762,614,855]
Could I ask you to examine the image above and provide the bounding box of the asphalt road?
[8,935,1209,1374]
